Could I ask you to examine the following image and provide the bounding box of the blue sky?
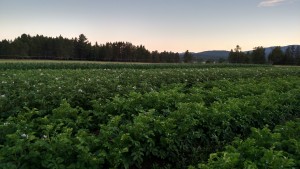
[0,0,299,52]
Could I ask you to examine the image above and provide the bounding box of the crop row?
[1,76,300,168]
[0,62,271,70]
[1,67,300,118]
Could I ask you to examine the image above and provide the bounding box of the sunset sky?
[1,0,299,52]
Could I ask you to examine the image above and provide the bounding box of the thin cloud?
[258,0,288,7]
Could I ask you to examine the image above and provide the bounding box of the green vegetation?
[0,61,271,70]
[0,62,300,168]
[192,119,300,169]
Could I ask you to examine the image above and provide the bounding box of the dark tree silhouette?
[268,46,284,65]
[183,50,194,63]
[0,34,181,63]
[252,46,266,64]
[228,45,247,63]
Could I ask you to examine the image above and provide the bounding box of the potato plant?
[193,119,300,169]
[0,63,300,168]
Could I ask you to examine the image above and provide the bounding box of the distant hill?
[192,50,230,61]
[185,45,300,61]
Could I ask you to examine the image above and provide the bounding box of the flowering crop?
[0,63,300,168]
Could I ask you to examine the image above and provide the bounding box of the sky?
[0,0,299,52]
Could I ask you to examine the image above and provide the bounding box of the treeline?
[228,45,300,65]
[0,34,180,63]
[1,34,300,65]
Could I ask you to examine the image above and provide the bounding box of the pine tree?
[183,50,193,63]
[228,49,235,63]
[75,34,90,60]
[228,45,247,63]
[268,46,284,65]
[284,46,295,65]
[252,46,266,64]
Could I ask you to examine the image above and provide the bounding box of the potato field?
[0,62,299,169]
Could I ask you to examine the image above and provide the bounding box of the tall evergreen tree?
[151,51,160,63]
[183,50,193,63]
[228,49,235,63]
[284,46,295,65]
[268,46,284,65]
[228,45,247,63]
[174,52,180,63]
[75,34,90,60]
[252,46,266,64]
[0,40,11,58]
